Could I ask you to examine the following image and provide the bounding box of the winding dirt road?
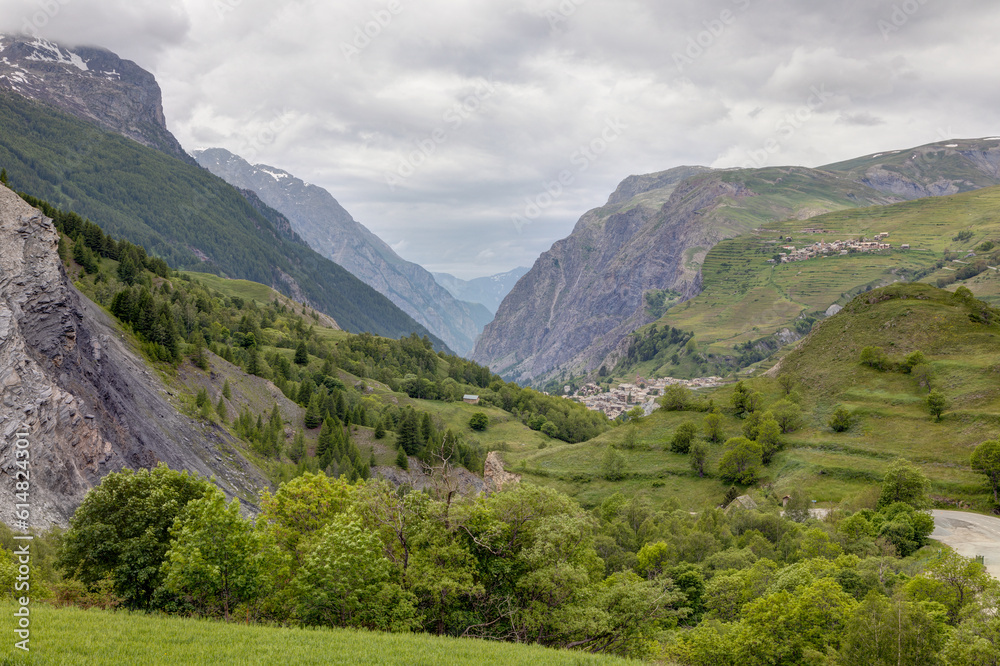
[931,510,1000,578]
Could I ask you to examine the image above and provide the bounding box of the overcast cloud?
[3,0,1000,278]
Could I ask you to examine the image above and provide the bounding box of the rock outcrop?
[0,184,266,528]
[483,451,520,492]
[0,34,194,164]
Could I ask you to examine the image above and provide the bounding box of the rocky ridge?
[194,148,486,355]
[0,184,266,527]
[0,34,193,164]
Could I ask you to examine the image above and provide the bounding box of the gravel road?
[931,510,1000,578]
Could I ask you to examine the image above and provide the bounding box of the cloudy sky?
[4,0,1000,278]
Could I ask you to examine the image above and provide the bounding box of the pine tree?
[396,448,409,470]
[294,340,308,366]
[0,168,8,185]
[216,396,228,423]
[304,395,322,429]
[222,380,232,400]
[288,430,306,463]
[374,419,386,439]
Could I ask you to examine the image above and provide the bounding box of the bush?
[601,446,627,481]
[829,406,852,432]
[670,423,698,454]
[661,385,691,411]
[468,412,489,431]
[718,437,763,485]
[860,346,892,371]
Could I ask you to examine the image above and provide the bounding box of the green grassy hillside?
[501,283,1000,512]
[0,602,636,666]
[634,184,1000,377]
[0,93,444,346]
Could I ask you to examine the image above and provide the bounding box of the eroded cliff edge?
[0,184,266,527]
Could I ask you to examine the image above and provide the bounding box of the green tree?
[58,464,216,610]
[215,395,228,423]
[161,493,266,621]
[374,418,386,439]
[468,412,489,431]
[396,448,409,470]
[971,439,1000,505]
[690,440,709,478]
[670,422,698,454]
[829,405,852,432]
[877,459,930,510]
[257,472,354,564]
[0,167,8,185]
[622,423,640,450]
[222,379,232,400]
[287,429,306,463]
[770,399,802,433]
[116,251,139,286]
[730,381,761,417]
[718,437,763,485]
[839,592,947,666]
[901,350,926,373]
[661,384,691,411]
[292,512,418,632]
[703,411,724,443]
[755,413,782,464]
[784,487,810,523]
[777,374,795,395]
[602,445,627,481]
[304,394,323,429]
[927,390,948,421]
[294,340,309,366]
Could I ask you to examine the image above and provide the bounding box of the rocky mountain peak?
[0,34,192,163]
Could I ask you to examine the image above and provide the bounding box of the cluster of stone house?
[768,232,898,264]
[568,375,727,419]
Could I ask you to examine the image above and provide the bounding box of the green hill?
[0,91,445,346]
[501,283,999,512]
[623,184,1000,378]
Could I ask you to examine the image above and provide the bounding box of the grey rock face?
[0,34,193,164]
[193,148,484,355]
[0,184,266,528]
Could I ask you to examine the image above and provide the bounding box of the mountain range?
[473,139,1000,386]
[0,34,444,348]
[432,266,530,314]
[192,148,501,354]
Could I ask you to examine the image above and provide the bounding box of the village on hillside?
[567,375,727,419]
[765,231,908,264]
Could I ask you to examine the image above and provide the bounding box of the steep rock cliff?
[0,184,266,528]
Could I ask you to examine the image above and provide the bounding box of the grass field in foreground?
[0,602,638,666]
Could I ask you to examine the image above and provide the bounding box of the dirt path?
[931,510,1000,578]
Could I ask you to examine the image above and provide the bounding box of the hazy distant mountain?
[432,267,530,314]
[473,139,1000,386]
[194,148,487,355]
[0,34,194,164]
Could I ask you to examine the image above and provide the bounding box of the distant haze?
[4,0,1000,277]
